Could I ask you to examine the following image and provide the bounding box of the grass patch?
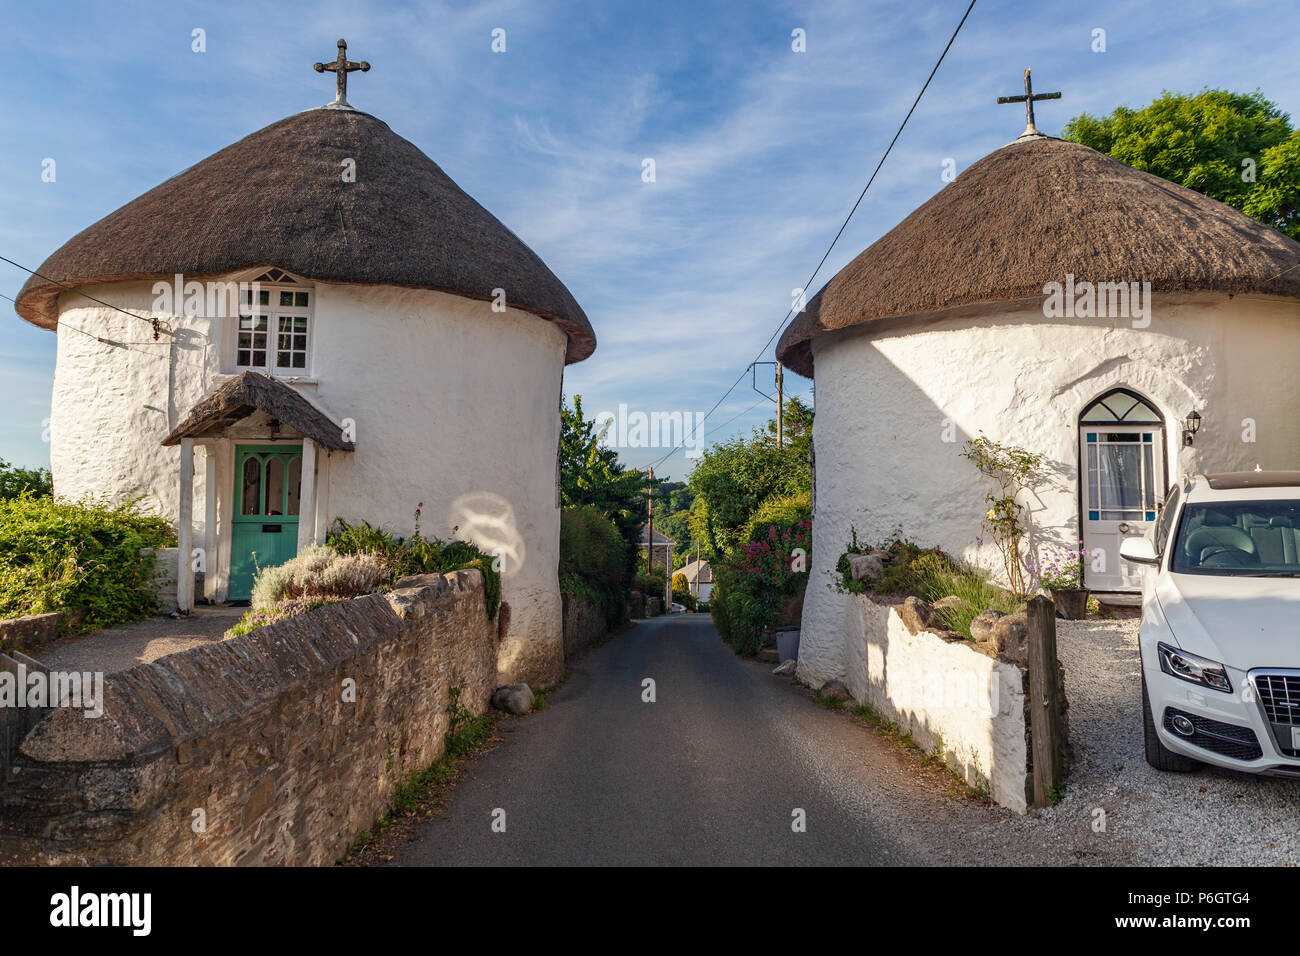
[531,671,571,712]
[340,687,500,864]
[845,701,990,803]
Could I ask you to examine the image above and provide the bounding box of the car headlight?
[1157,642,1232,693]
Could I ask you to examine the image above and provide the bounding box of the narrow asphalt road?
[389,614,1115,866]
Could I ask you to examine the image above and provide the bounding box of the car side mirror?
[1119,535,1160,566]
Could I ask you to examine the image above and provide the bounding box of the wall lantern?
[1183,409,1202,446]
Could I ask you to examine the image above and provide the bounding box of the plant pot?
[1050,588,1089,620]
[775,625,801,662]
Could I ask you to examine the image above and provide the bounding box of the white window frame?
[231,272,315,377]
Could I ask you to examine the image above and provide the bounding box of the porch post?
[298,438,317,550]
[203,447,217,602]
[177,438,194,613]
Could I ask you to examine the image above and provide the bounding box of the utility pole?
[646,466,654,577]
[694,538,700,599]
[776,362,784,449]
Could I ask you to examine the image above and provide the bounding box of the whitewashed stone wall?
[835,595,1030,813]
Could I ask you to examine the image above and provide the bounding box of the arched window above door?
[1080,389,1163,425]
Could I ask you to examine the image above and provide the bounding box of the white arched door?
[1079,390,1167,592]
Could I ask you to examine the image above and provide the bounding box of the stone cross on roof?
[314,39,370,108]
[997,68,1061,137]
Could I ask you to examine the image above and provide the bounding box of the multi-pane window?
[236,283,312,374]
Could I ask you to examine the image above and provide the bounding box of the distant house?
[12,52,596,687]
[637,526,675,606]
[678,558,713,602]
[637,526,677,571]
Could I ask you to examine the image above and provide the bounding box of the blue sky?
[2,0,1297,480]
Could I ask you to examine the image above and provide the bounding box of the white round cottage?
[777,132,1300,689]
[15,83,595,687]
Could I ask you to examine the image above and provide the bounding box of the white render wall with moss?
[796,292,1300,690]
[47,277,567,686]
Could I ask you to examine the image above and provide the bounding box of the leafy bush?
[0,494,173,631]
[250,544,388,610]
[560,506,625,588]
[327,517,501,618]
[558,505,629,627]
[743,490,812,544]
[631,571,664,596]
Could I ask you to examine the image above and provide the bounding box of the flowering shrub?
[712,517,812,654]
[1027,544,1086,592]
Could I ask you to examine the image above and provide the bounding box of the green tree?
[0,459,53,500]
[560,395,646,578]
[1063,89,1300,239]
[688,403,813,560]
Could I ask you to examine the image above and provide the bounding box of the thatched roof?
[777,136,1300,378]
[162,371,355,451]
[16,107,595,364]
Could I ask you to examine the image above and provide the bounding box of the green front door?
[230,445,303,601]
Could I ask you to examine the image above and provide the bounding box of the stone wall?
[0,613,64,655]
[561,592,608,658]
[836,595,1033,813]
[0,569,498,866]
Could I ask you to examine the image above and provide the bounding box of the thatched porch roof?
[161,371,355,451]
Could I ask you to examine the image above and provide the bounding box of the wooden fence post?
[1026,595,1065,808]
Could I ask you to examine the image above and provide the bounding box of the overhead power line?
[648,0,978,471]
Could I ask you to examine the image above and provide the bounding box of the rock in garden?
[849,553,884,581]
[819,680,852,702]
[931,595,965,612]
[868,549,893,564]
[491,683,535,715]
[898,595,933,634]
[992,613,1028,664]
[969,608,1005,644]
[772,660,797,676]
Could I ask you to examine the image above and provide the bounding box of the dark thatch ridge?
[16,108,595,364]
[162,371,355,451]
[776,136,1300,378]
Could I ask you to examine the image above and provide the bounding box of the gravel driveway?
[1015,617,1300,866]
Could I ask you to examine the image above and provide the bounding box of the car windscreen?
[1171,499,1300,576]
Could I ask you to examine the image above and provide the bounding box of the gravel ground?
[1010,617,1300,866]
[38,606,242,674]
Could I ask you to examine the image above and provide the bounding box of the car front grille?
[1163,709,1263,761]
[1255,673,1300,725]
[1251,671,1300,757]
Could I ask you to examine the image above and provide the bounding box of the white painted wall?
[48,277,569,686]
[843,597,1029,812]
[797,293,1300,689]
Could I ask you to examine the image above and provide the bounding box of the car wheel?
[1142,678,1199,773]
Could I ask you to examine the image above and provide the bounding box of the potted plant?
[1034,544,1089,620]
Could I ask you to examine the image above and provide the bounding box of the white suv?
[1120,471,1300,776]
